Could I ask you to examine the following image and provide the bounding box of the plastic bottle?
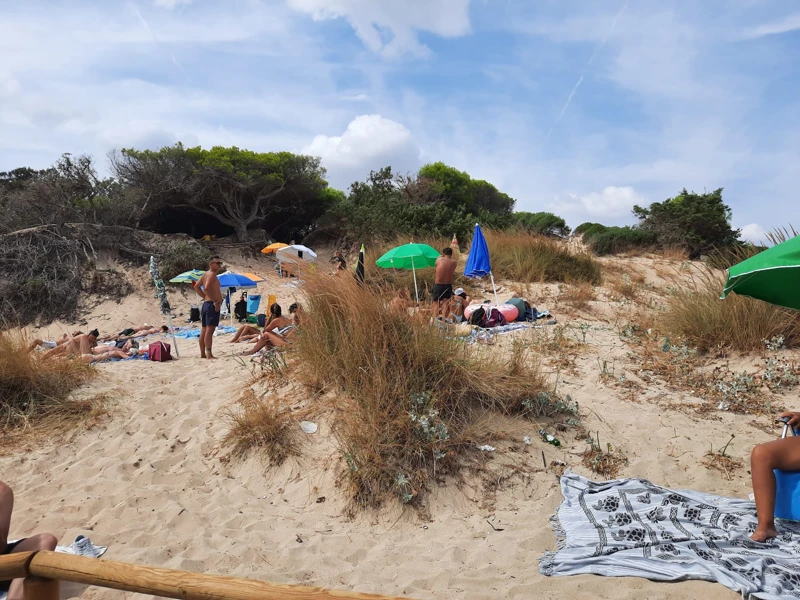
[539,430,561,447]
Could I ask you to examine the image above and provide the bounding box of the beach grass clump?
[294,272,552,509]
[0,330,99,432]
[664,267,800,352]
[222,389,299,466]
[483,230,602,285]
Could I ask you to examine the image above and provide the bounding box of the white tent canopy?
[275,244,317,264]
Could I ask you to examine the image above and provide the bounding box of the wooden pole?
[0,551,34,580]
[29,552,411,600]
[22,576,59,600]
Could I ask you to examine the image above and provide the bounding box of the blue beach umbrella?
[217,272,258,289]
[169,269,205,284]
[464,223,499,305]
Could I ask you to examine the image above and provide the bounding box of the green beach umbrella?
[376,243,440,302]
[169,269,205,284]
[721,235,800,310]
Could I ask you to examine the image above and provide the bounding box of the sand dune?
[2,252,787,599]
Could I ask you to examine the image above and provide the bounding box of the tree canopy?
[633,188,740,258]
[514,212,571,237]
[111,144,332,241]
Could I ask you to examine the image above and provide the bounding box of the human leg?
[750,436,800,541]
[205,326,217,359]
[199,327,207,358]
[6,533,59,600]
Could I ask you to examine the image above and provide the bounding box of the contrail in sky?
[132,3,187,76]
[544,3,627,141]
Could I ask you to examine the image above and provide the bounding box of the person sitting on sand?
[330,250,347,276]
[0,480,58,600]
[230,303,285,344]
[750,410,800,542]
[81,345,137,363]
[389,288,413,315]
[451,288,472,323]
[242,303,302,356]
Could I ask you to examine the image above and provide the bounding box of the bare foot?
[750,526,778,542]
[206,353,217,360]
[200,352,206,359]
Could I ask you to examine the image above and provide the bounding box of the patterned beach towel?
[542,471,800,599]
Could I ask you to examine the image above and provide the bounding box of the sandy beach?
[1,251,789,599]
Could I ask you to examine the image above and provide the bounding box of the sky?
[1,1,798,242]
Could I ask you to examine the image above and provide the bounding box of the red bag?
[148,341,172,362]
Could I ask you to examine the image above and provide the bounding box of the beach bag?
[189,306,200,322]
[486,308,507,328]
[468,306,486,327]
[257,314,267,328]
[148,341,172,362]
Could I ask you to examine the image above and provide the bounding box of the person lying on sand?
[750,410,800,542]
[241,303,302,355]
[105,325,168,341]
[81,345,137,363]
[27,330,85,353]
[42,329,99,359]
[0,480,58,600]
[389,288,413,315]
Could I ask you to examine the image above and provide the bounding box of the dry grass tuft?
[294,272,559,509]
[659,245,689,261]
[0,330,99,430]
[483,230,602,285]
[664,267,800,352]
[582,432,628,479]
[702,435,744,480]
[222,389,299,466]
[561,283,596,311]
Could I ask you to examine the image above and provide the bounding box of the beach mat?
[542,471,800,599]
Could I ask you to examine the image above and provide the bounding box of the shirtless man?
[431,247,457,318]
[42,330,98,359]
[194,256,224,359]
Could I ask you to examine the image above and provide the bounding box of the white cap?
[454,288,465,296]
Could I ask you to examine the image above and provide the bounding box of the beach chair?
[775,419,800,521]
[247,294,262,315]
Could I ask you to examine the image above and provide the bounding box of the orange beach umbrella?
[261,242,288,254]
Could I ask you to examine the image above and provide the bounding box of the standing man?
[194,256,223,359]
[432,247,457,318]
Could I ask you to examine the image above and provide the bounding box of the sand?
[1,251,788,599]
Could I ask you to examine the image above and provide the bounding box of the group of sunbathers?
[27,324,170,363]
[230,302,303,355]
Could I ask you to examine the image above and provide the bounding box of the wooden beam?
[29,552,411,600]
[0,551,34,581]
[22,576,59,600]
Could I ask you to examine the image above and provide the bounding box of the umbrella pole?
[228,289,233,327]
[165,313,180,358]
[412,260,419,304]
[490,271,499,306]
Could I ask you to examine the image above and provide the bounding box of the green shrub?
[586,226,657,255]
[160,241,212,281]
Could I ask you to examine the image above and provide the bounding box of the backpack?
[257,314,267,327]
[148,341,172,362]
[468,306,486,327]
[234,299,247,322]
[486,308,507,328]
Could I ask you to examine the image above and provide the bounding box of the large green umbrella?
[376,243,440,302]
[721,235,800,310]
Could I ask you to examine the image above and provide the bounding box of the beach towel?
[542,471,800,599]
[173,326,237,340]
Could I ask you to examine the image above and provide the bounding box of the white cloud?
[743,14,800,39]
[286,0,471,56]
[579,186,647,218]
[153,0,193,9]
[303,115,421,189]
[739,223,768,244]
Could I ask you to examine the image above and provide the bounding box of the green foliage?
[320,166,515,243]
[575,222,607,236]
[113,144,333,241]
[633,188,740,259]
[514,211,571,236]
[584,226,657,255]
[418,162,515,215]
[159,241,213,282]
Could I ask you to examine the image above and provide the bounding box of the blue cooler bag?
[775,418,800,521]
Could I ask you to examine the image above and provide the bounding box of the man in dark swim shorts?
[194,256,224,359]
[1,480,58,598]
[432,247,457,318]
